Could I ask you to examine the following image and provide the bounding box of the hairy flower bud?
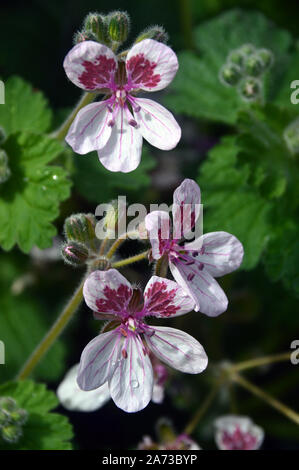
[73,30,98,45]
[10,409,28,426]
[256,48,274,69]
[238,43,256,56]
[1,424,22,444]
[0,149,11,184]
[219,63,242,86]
[83,12,107,43]
[0,397,16,413]
[61,241,89,267]
[135,25,168,44]
[0,410,8,426]
[244,54,264,77]
[228,49,245,67]
[238,76,261,101]
[107,11,130,44]
[64,213,97,248]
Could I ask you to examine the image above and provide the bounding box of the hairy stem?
[52,92,98,141]
[232,372,299,426]
[17,277,85,380]
[229,352,291,373]
[111,250,149,268]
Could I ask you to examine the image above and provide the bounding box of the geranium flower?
[214,415,264,450]
[77,269,208,413]
[63,39,181,173]
[57,358,168,412]
[145,179,244,316]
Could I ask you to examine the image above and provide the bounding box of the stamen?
[120,327,128,337]
[128,119,138,127]
[108,119,115,127]
[122,348,128,359]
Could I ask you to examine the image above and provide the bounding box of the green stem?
[17,277,85,380]
[232,372,299,426]
[111,250,149,268]
[178,0,194,49]
[106,231,141,259]
[229,352,290,373]
[52,92,98,141]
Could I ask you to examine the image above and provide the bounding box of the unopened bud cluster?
[74,11,130,49]
[283,117,299,155]
[0,397,28,444]
[219,43,274,102]
[74,10,168,53]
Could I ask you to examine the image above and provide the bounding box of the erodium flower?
[77,269,208,413]
[214,415,264,450]
[63,39,181,173]
[145,179,244,316]
[57,358,168,412]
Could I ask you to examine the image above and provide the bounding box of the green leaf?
[198,136,273,269]
[165,9,291,124]
[0,76,52,134]
[0,254,66,382]
[236,104,299,200]
[0,132,71,252]
[0,381,73,450]
[74,146,156,203]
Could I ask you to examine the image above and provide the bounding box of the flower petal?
[144,210,172,260]
[63,41,117,91]
[215,415,264,450]
[172,179,201,240]
[57,364,110,412]
[126,39,178,91]
[98,106,143,173]
[109,335,153,413]
[77,330,122,391]
[169,260,228,316]
[185,231,244,277]
[133,98,181,150]
[83,269,133,317]
[144,276,195,318]
[145,326,208,374]
[65,101,112,154]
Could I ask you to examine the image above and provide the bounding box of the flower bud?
[244,54,264,77]
[73,30,98,45]
[1,424,22,444]
[64,213,96,247]
[238,76,261,101]
[135,25,168,44]
[219,63,242,86]
[0,149,11,184]
[61,242,89,267]
[10,409,28,426]
[256,48,274,69]
[107,11,130,44]
[228,49,245,67]
[283,117,299,155]
[0,397,17,413]
[0,410,8,426]
[83,12,107,43]
[238,43,256,56]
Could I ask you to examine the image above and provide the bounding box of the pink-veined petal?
[109,335,153,413]
[145,326,208,374]
[77,330,122,391]
[169,260,228,316]
[133,98,181,151]
[215,415,264,450]
[172,179,201,241]
[98,106,143,173]
[83,269,133,317]
[144,211,172,260]
[143,276,195,318]
[126,39,178,92]
[65,101,112,154]
[63,41,117,91]
[184,231,244,278]
[57,364,110,412]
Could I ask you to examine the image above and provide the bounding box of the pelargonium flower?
[77,269,208,413]
[57,358,168,412]
[145,179,244,316]
[63,39,181,173]
[214,415,264,450]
